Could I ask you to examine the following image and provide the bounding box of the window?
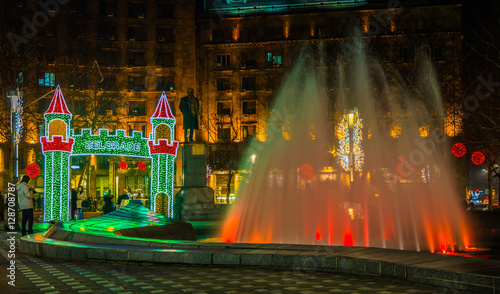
[265,27,283,40]
[213,29,233,43]
[16,72,24,84]
[99,0,116,16]
[433,48,444,61]
[239,28,258,42]
[71,0,88,14]
[399,48,412,62]
[128,51,145,66]
[158,76,174,91]
[217,78,231,91]
[97,24,116,40]
[128,26,145,41]
[97,101,116,116]
[128,1,145,18]
[38,98,51,112]
[157,3,173,18]
[128,76,145,91]
[242,125,256,139]
[241,76,256,91]
[98,49,118,66]
[129,100,146,116]
[291,27,310,39]
[242,101,256,114]
[157,52,174,67]
[267,75,280,90]
[266,52,282,66]
[241,52,256,67]
[216,54,231,67]
[317,25,334,38]
[102,76,117,91]
[217,102,231,115]
[218,127,231,140]
[39,73,55,86]
[157,27,174,42]
[73,99,87,115]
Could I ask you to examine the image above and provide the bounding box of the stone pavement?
[0,233,476,293]
[10,202,500,293]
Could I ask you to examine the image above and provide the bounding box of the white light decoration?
[337,108,364,173]
[12,92,24,144]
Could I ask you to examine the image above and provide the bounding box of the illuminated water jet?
[221,40,470,253]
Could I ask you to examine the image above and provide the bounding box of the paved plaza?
[0,230,474,294]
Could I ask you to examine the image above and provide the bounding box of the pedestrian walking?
[77,186,87,220]
[17,175,34,236]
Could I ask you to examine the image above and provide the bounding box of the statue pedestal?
[180,143,207,187]
[177,187,228,221]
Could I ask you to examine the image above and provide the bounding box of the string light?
[149,92,178,217]
[13,92,23,144]
[40,88,178,220]
[72,129,150,158]
[41,86,73,221]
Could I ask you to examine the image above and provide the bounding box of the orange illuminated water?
[221,41,470,253]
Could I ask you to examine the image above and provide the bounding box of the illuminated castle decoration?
[39,88,178,220]
[148,91,179,217]
[40,86,74,221]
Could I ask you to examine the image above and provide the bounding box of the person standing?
[17,175,34,236]
[179,88,200,143]
[76,186,87,220]
[103,190,114,214]
[70,188,77,220]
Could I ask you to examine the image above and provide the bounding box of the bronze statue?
[179,88,200,143]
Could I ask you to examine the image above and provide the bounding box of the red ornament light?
[26,163,41,178]
[471,151,485,165]
[451,143,466,157]
[298,164,314,181]
[137,161,146,171]
[119,161,128,170]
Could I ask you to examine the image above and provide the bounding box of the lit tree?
[201,110,241,204]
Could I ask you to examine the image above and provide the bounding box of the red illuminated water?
[221,42,470,253]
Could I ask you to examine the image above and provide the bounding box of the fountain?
[221,37,470,253]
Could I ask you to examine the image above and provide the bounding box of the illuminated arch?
[48,119,67,141]
[155,123,172,144]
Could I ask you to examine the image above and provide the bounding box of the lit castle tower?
[148,92,179,217]
[40,86,74,221]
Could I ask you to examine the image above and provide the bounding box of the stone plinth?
[177,187,228,221]
[181,143,207,187]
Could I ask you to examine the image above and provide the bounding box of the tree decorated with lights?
[148,92,179,217]
[40,86,74,221]
[337,108,364,177]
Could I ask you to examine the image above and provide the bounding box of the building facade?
[0,0,463,204]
